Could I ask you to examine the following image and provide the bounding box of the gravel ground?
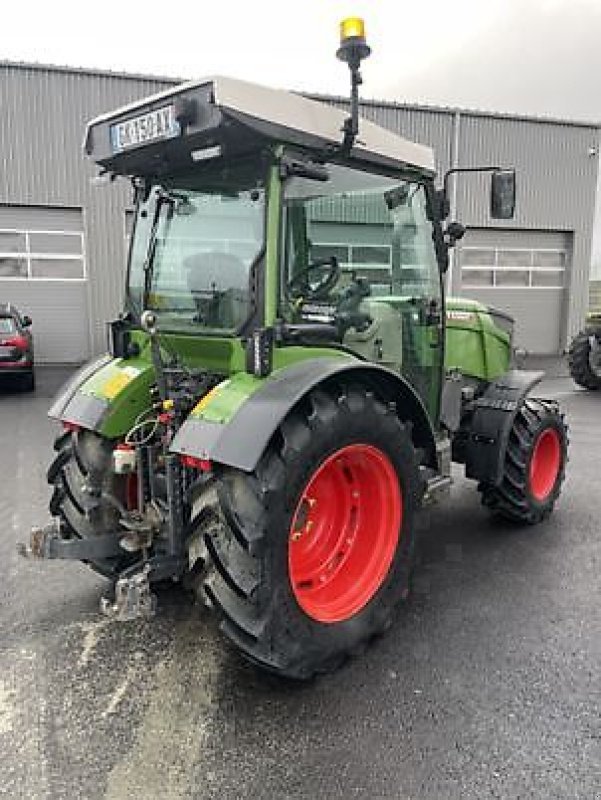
[0,365,599,800]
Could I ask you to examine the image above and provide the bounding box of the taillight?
[180,454,212,472]
[3,335,28,349]
[62,421,81,433]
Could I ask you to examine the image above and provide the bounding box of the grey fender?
[464,369,544,486]
[48,353,113,420]
[171,358,438,472]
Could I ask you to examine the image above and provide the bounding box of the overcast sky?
[3,0,601,121]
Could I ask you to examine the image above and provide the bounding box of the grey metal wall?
[590,279,601,310]
[324,95,600,350]
[0,63,174,358]
[0,64,598,358]
[452,112,600,347]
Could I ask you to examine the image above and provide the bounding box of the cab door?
[389,184,444,423]
[281,166,444,425]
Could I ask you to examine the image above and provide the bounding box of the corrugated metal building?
[0,61,599,361]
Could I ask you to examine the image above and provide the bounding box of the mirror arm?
[438,165,515,223]
[442,165,502,200]
[432,225,449,274]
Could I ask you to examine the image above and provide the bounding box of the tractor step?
[100,565,157,622]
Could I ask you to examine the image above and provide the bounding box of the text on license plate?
[110,105,180,152]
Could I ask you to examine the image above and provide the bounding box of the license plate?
[0,346,17,361]
[110,105,180,153]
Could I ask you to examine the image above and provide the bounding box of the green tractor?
[20,20,568,679]
[568,311,601,390]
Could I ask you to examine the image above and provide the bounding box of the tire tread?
[479,398,568,524]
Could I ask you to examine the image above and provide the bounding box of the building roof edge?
[2,60,599,131]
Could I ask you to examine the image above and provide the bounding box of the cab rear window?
[0,317,16,334]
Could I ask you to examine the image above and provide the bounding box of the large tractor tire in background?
[568,330,601,390]
[47,430,134,578]
[478,398,567,524]
[188,383,421,680]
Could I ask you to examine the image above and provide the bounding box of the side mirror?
[22,315,32,327]
[491,170,516,219]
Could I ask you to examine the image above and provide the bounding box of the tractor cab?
[85,70,446,420]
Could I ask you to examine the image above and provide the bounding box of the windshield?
[283,164,440,304]
[127,161,266,334]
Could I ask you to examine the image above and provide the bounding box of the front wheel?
[479,398,568,524]
[192,384,421,679]
[568,330,601,390]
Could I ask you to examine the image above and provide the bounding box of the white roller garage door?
[0,205,88,363]
[456,228,571,355]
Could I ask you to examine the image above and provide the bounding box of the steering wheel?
[286,256,341,300]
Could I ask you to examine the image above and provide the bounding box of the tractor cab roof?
[84,75,435,179]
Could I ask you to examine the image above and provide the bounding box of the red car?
[0,303,35,391]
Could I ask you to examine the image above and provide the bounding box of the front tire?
[568,330,601,390]
[479,398,568,524]
[192,384,421,680]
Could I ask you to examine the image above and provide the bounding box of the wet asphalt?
[0,366,599,800]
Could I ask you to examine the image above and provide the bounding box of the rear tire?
[568,330,601,390]
[191,383,421,680]
[479,398,568,524]
[47,430,133,578]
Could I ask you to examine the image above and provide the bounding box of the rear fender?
[49,356,155,439]
[170,358,437,472]
[464,369,544,485]
[48,354,112,419]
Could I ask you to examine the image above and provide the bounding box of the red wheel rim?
[288,444,402,623]
[529,427,562,501]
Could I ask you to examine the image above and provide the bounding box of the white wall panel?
[0,280,88,362]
